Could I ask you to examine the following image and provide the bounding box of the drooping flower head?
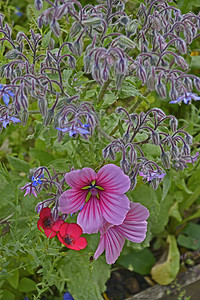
[0,115,20,128]
[59,164,131,234]
[0,84,14,105]
[37,207,64,238]
[94,202,149,264]
[57,223,87,250]
[20,185,38,197]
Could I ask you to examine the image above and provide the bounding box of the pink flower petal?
[44,228,56,238]
[100,192,130,225]
[65,168,97,188]
[116,202,149,243]
[39,207,51,219]
[57,232,80,250]
[67,223,83,237]
[59,189,87,214]
[97,164,130,194]
[94,235,105,261]
[74,237,87,249]
[77,196,103,234]
[105,227,125,264]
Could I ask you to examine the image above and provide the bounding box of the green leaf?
[18,277,36,292]
[2,290,15,300]
[7,155,30,173]
[7,270,19,289]
[169,202,182,222]
[117,248,156,275]
[151,235,180,285]
[161,172,171,202]
[118,80,140,99]
[42,30,52,48]
[177,223,200,250]
[101,92,117,108]
[30,148,55,165]
[142,144,161,157]
[59,252,111,300]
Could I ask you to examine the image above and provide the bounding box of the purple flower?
[63,291,74,300]
[139,170,166,182]
[186,151,199,164]
[170,92,200,104]
[56,123,90,137]
[20,185,37,197]
[0,84,14,105]
[0,115,20,128]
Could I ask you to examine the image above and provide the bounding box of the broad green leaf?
[7,155,30,173]
[177,223,200,251]
[102,92,117,108]
[117,248,156,275]
[30,148,55,165]
[2,290,15,300]
[169,202,182,222]
[7,270,19,289]
[42,30,51,48]
[151,235,180,285]
[142,144,161,158]
[18,277,36,292]
[59,252,111,300]
[161,172,171,202]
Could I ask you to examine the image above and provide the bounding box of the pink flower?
[94,202,149,264]
[20,185,37,197]
[59,164,130,234]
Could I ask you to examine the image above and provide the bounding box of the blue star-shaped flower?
[170,92,200,104]
[0,115,20,128]
[0,84,14,105]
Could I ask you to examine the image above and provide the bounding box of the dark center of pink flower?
[90,186,98,196]
[43,217,53,228]
[63,234,74,245]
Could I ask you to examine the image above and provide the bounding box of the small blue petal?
[3,93,10,105]
[76,127,90,134]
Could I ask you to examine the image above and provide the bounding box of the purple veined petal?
[76,127,90,134]
[59,189,87,214]
[69,130,77,137]
[116,202,149,243]
[65,168,97,189]
[77,196,103,234]
[99,192,130,226]
[104,227,125,264]
[97,164,130,194]
[94,234,105,261]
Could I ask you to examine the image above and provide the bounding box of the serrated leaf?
[117,248,156,275]
[151,235,180,285]
[18,277,36,292]
[7,155,30,173]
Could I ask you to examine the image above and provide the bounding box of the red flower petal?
[37,219,44,231]
[44,228,57,238]
[39,207,51,219]
[57,232,79,250]
[51,219,65,231]
[74,237,87,249]
[67,223,82,237]
[59,222,69,237]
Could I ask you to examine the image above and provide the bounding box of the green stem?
[96,78,111,105]
[96,125,114,141]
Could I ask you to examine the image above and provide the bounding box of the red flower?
[37,207,64,238]
[57,223,87,250]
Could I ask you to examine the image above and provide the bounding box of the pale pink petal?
[97,164,130,194]
[77,196,103,234]
[65,168,97,188]
[59,189,87,214]
[94,235,105,261]
[100,192,130,225]
[105,227,125,264]
[116,202,149,243]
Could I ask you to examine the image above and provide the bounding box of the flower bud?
[185,134,193,145]
[102,66,109,81]
[44,108,54,126]
[130,177,137,190]
[68,56,76,69]
[48,38,55,51]
[118,36,136,49]
[182,144,190,156]
[35,0,43,11]
[92,64,101,82]
[20,92,28,110]
[177,39,187,54]
[5,49,19,60]
[169,87,179,102]
[115,73,124,89]
[50,19,61,37]
[194,78,200,91]
[84,55,92,73]
[171,146,179,158]
[176,56,188,70]
[70,22,82,37]
[156,82,167,98]
[38,99,47,117]
[55,4,67,19]
[137,65,147,85]
[169,118,178,132]
[120,159,129,173]
[82,17,102,27]
[21,109,29,126]
[108,147,115,160]
[123,132,130,143]
[150,178,159,190]
[161,152,170,169]
[73,39,83,56]
[115,58,127,74]
[151,131,160,145]
[102,147,109,159]
[183,77,193,92]
[115,107,123,114]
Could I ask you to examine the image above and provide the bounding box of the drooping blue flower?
[15,7,23,17]
[31,174,44,186]
[0,84,14,105]
[56,123,90,137]
[0,115,20,128]
[170,92,200,104]
[139,170,166,182]
[63,291,74,300]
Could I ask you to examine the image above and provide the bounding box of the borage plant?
[0,0,200,299]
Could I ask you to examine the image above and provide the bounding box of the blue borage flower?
[56,122,90,137]
[0,115,20,128]
[139,170,166,182]
[0,84,14,105]
[15,7,23,17]
[63,291,74,300]
[31,174,44,186]
[170,92,200,104]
